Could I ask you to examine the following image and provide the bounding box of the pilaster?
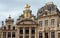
[29,27,31,38]
[23,27,25,38]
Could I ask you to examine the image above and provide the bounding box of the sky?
[0,0,60,27]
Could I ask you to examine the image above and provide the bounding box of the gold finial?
[25,4,31,9]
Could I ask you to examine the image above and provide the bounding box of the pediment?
[16,19,37,25]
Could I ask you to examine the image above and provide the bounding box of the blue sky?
[0,0,60,27]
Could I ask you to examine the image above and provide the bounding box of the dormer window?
[8,25,11,30]
[48,5,54,11]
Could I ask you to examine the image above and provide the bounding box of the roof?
[37,2,60,14]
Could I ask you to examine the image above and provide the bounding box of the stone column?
[6,32,8,38]
[48,32,50,38]
[16,28,19,38]
[50,32,51,38]
[43,32,45,38]
[36,27,38,38]
[1,32,3,38]
[29,27,31,38]
[23,27,25,38]
[55,31,57,38]
[35,27,37,38]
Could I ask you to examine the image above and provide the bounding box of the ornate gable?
[16,4,37,25]
[37,2,60,18]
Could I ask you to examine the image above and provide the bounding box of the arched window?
[13,26,15,30]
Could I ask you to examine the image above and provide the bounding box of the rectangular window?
[45,20,48,26]
[20,36,23,38]
[31,27,35,34]
[20,27,23,34]
[25,36,29,38]
[8,32,11,38]
[25,27,29,34]
[51,32,55,38]
[58,33,60,38]
[39,33,42,38]
[12,32,15,37]
[3,32,6,38]
[51,19,55,25]
[45,33,48,38]
[31,36,35,38]
[39,21,42,27]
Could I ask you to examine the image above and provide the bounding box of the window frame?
[12,32,15,37]
[45,20,48,26]
[51,32,55,38]
[51,19,55,25]
[8,25,11,30]
[39,21,42,27]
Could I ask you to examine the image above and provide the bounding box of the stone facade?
[0,2,60,38]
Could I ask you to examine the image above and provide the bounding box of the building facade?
[0,2,60,38]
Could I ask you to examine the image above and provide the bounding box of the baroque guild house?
[0,2,60,38]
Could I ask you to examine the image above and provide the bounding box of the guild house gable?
[0,2,60,38]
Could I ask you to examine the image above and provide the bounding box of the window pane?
[12,32,15,37]
[45,33,48,38]
[51,19,55,25]
[3,32,6,38]
[20,27,23,34]
[31,36,35,38]
[25,36,29,38]
[25,27,29,34]
[51,32,55,38]
[45,20,48,26]
[20,36,23,38]
[58,33,60,38]
[31,27,35,34]
[39,33,42,38]
[39,21,42,27]
[8,32,11,38]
